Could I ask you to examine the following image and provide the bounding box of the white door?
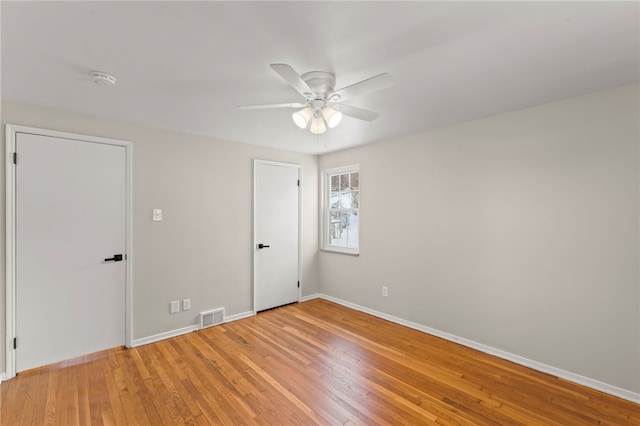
[255,161,300,312]
[16,132,126,372]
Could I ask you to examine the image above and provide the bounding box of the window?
[322,165,359,255]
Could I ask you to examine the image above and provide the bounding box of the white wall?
[318,84,640,394]
[2,84,638,396]
[0,101,319,372]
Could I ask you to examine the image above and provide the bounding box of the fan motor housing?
[301,71,336,99]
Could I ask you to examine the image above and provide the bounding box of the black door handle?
[105,254,123,262]
[257,244,270,249]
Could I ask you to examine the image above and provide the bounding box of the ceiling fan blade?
[336,104,380,122]
[332,73,394,102]
[270,64,314,98]
[238,102,307,110]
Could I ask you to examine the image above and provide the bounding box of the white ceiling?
[2,1,638,154]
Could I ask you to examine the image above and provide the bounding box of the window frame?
[321,164,360,255]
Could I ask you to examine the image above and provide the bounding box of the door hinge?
[12,152,17,164]
[13,337,16,349]
[297,179,300,186]
[297,281,300,288]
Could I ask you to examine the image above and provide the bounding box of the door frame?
[253,159,301,314]
[4,124,133,379]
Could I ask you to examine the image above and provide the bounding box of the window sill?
[320,248,360,256]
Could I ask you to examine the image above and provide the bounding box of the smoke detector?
[90,71,116,88]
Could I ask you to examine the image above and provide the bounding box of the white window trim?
[321,164,360,255]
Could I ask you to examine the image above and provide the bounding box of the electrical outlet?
[153,209,163,221]
[382,286,389,297]
[170,300,179,314]
[183,299,191,311]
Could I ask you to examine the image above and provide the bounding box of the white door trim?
[4,124,133,379]
[253,159,302,314]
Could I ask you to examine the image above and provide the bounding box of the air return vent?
[200,308,224,329]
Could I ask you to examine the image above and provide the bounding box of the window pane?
[331,175,339,192]
[330,192,340,208]
[339,173,349,190]
[329,211,349,247]
[329,211,340,245]
[339,191,351,209]
[350,172,359,190]
[328,210,358,248]
[345,211,358,248]
[350,191,359,208]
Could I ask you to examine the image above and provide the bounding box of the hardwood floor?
[1,299,638,425]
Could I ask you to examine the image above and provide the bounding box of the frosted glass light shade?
[292,107,313,129]
[322,107,343,128]
[310,116,327,134]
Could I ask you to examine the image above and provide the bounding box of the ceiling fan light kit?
[293,107,314,129]
[292,105,342,134]
[322,106,343,128]
[239,63,393,135]
[309,115,327,135]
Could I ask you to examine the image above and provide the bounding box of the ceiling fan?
[239,64,394,134]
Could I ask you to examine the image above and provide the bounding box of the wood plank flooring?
[1,298,638,425]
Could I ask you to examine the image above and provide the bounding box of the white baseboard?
[131,325,199,348]
[317,294,640,404]
[130,310,255,348]
[300,293,321,302]
[0,372,8,382]
[224,310,254,323]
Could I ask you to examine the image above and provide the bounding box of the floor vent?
[200,308,224,329]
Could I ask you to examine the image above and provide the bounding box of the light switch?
[153,209,163,221]
[170,300,179,314]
